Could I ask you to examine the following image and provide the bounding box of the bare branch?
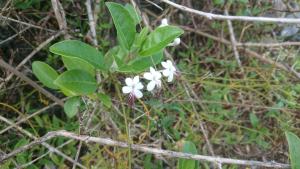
[0,116,86,169]
[86,0,98,46]
[0,59,64,106]
[0,30,64,89]
[0,15,56,32]
[51,0,70,39]
[161,0,300,23]
[225,9,243,72]
[0,130,290,168]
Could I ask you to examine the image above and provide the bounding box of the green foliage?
[61,56,95,76]
[286,132,300,169]
[97,93,112,108]
[50,40,107,71]
[64,96,81,118]
[124,4,141,25]
[54,69,97,96]
[106,2,136,50]
[139,26,184,56]
[32,61,59,89]
[178,141,199,169]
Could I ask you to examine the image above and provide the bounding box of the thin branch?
[0,26,31,46]
[0,30,63,89]
[225,9,243,72]
[0,116,86,169]
[0,15,56,32]
[0,59,64,106]
[51,0,70,39]
[0,130,290,168]
[181,26,300,79]
[161,0,300,23]
[86,0,98,46]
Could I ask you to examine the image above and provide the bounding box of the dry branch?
[0,59,64,106]
[51,0,70,39]
[0,16,56,32]
[181,26,300,79]
[0,30,64,89]
[161,0,300,23]
[86,0,98,46]
[0,116,86,168]
[0,130,290,168]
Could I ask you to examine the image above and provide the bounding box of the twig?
[161,0,300,23]
[0,99,66,134]
[0,15,56,32]
[0,59,64,106]
[51,0,70,39]
[181,26,300,79]
[0,26,31,46]
[0,30,63,89]
[225,9,243,72]
[85,0,98,46]
[0,130,290,168]
[0,116,86,169]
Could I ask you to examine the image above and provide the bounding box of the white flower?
[161,60,176,82]
[122,76,144,99]
[143,67,162,91]
[168,38,181,46]
[159,18,168,27]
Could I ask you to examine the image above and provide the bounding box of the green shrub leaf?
[106,2,136,50]
[178,141,199,169]
[286,131,300,169]
[119,51,163,73]
[125,4,141,25]
[97,93,112,108]
[54,69,97,96]
[139,26,183,56]
[62,56,95,76]
[32,61,59,89]
[64,96,81,118]
[50,40,107,71]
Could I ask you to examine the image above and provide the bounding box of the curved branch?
[0,130,290,168]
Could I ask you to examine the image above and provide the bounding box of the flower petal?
[134,89,143,99]
[161,61,168,68]
[166,60,173,67]
[135,82,144,90]
[122,86,132,94]
[133,76,140,84]
[150,67,156,74]
[154,71,162,79]
[162,69,170,77]
[125,78,133,86]
[167,73,174,82]
[147,81,156,91]
[143,72,153,80]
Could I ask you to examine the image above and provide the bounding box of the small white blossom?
[122,76,144,99]
[143,67,162,91]
[159,18,168,27]
[168,38,181,46]
[161,60,176,82]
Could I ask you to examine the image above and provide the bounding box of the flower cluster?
[122,18,181,104]
[122,60,177,101]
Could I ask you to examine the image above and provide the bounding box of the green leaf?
[54,69,97,96]
[97,93,112,108]
[133,27,149,49]
[139,26,183,56]
[62,56,95,76]
[50,40,107,71]
[286,131,300,169]
[125,4,141,25]
[64,96,81,118]
[106,2,136,50]
[119,51,163,73]
[249,113,259,128]
[178,141,199,169]
[32,61,59,89]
